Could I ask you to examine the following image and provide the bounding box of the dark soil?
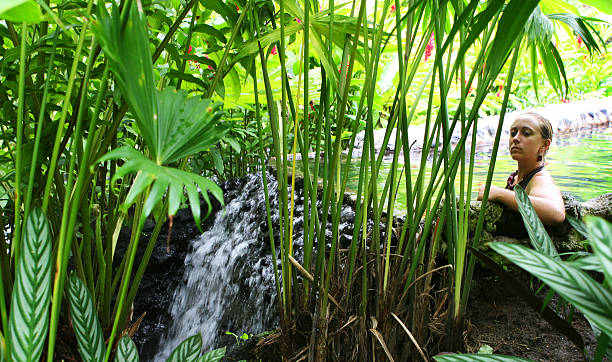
[466,266,603,362]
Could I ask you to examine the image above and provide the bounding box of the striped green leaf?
[8,207,52,362]
[514,185,558,258]
[585,217,612,284]
[433,354,534,361]
[198,346,225,362]
[98,146,223,225]
[68,275,105,362]
[115,336,139,362]
[167,334,202,362]
[490,242,612,338]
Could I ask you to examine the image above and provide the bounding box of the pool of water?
[317,130,612,213]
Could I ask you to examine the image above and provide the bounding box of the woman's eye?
[510,130,517,136]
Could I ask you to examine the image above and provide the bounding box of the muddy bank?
[467,265,599,361]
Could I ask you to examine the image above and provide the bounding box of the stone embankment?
[354,97,612,156]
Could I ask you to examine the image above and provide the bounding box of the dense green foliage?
[0,0,610,360]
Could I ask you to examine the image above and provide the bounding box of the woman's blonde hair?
[523,112,553,141]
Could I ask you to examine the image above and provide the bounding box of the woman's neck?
[517,160,543,180]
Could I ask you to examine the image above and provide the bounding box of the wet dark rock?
[127,172,362,360]
[582,192,612,222]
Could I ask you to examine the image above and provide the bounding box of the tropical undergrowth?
[0,0,610,360]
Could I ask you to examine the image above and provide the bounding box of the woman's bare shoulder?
[527,169,562,198]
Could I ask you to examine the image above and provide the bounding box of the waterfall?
[154,174,280,359]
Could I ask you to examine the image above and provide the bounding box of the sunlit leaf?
[548,13,603,55]
[0,0,42,23]
[8,208,52,362]
[167,334,201,362]
[577,0,612,15]
[68,275,106,362]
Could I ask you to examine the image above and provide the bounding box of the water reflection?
[311,130,612,214]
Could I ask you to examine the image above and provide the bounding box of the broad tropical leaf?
[0,0,42,23]
[95,0,228,166]
[98,146,223,224]
[547,13,603,55]
[167,334,202,362]
[8,207,52,362]
[154,88,228,165]
[525,6,554,47]
[566,253,601,271]
[489,242,612,339]
[68,275,105,362]
[198,346,226,362]
[585,217,612,284]
[433,354,534,361]
[115,336,139,362]
[513,185,558,258]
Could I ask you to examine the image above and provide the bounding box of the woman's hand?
[477,183,501,201]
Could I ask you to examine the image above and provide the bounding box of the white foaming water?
[154,174,279,360]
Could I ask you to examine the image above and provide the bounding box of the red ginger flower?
[424,33,434,61]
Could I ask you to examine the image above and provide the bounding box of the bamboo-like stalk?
[12,22,28,267]
[46,2,96,356]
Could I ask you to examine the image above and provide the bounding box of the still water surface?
[322,130,612,213]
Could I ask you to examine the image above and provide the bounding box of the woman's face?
[508,115,549,163]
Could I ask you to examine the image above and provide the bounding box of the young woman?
[478,112,566,225]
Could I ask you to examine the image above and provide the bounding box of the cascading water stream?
[154,174,281,359]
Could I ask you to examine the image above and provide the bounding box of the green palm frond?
[115,336,139,362]
[94,0,228,223]
[525,6,555,47]
[154,88,228,165]
[93,0,157,152]
[8,208,52,362]
[489,241,612,339]
[167,334,202,362]
[68,275,106,362]
[548,13,603,55]
[98,146,222,225]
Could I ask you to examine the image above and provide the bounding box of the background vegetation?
[0,0,610,360]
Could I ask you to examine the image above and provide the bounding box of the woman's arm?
[478,181,565,225]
